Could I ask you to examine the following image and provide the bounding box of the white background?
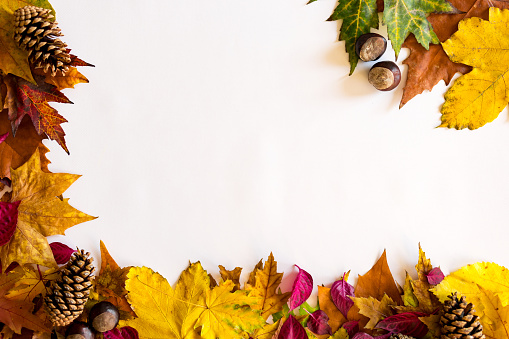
[45,0,509,293]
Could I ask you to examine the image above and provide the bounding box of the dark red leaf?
[289,265,313,311]
[278,315,307,339]
[343,320,359,337]
[352,333,374,339]
[0,201,21,246]
[426,267,445,285]
[375,312,428,337]
[49,242,76,264]
[103,326,139,339]
[331,273,355,317]
[307,310,332,335]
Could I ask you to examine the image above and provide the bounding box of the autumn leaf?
[4,74,72,153]
[375,312,428,337]
[383,0,459,58]
[218,264,242,291]
[0,149,96,269]
[402,273,418,308]
[477,286,509,339]
[121,264,263,339]
[42,67,89,91]
[352,294,396,329]
[439,7,509,129]
[400,0,509,107]
[48,242,75,264]
[432,262,509,314]
[249,320,280,339]
[5,265,59,302]
[278,315,307,339]
[0,111,50,180]
[92,240,135,318]
[331,272,355,318]
[249,253,291,320]
[318,286,347,334]
[0,201,20,247]
[326,0,378,74]
[245,258,263,290]
[289,265,313,311]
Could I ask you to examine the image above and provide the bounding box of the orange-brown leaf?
[43,67,89,91]
[218,265,242,291]
[0,110,50,179]
[317,286,347,333]
[400,0,509,107]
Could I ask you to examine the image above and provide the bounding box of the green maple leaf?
[327,0,378,75]
[383,0,459,58]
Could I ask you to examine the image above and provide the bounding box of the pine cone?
[44,249,95,327]
[13,6,71,76]
[440,292,485,339]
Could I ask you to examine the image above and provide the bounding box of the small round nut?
[88,301,120,333]
[65,322,94,339]
[368,61,401,91]
[355,33,387,62]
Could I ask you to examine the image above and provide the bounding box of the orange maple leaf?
[4,74,71,154]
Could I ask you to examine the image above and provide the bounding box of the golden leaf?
[0,150,96,268]
[249,320,280,339]
[440,8,509,129]
[477,286,509,339]
[218,265,242,291]
[352,294,396,329]
[245,258,263,290]
[402,272,418,308]
[317,286,347,334]
[5,265,59,302]
[249,253,291,320]
[43,67,89,91]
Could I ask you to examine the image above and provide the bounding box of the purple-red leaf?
[331,273,355,317]
[375,312,428,337]
[0,201,21,246]
[352,333,374,339]
[0,133,8,144]
[343,320,359,337]
[289,265,313,311]
[307,310,332,335]
[103,326,139,339]
[49,242,76,265]
[278,315,307,339]
[426,267,445,285]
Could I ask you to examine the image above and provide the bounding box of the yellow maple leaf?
[248,253,291,320]
[249,320,280,339]
[121,263,264,339]
[432,262,509,317]
[5,265,59,302]
[0,149,96,268]
[440,7,509,129]
[352,294,396,329]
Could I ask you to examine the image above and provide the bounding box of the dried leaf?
[245,258,263,290]
[327,0,378,74]
[402,272,418,308]
[331,272,355,318]
[42,67,89,91]
[317,286,347,333]
[49,242,75,265]
[375,312,428,337]
[0,150,95,268]
[4,74,71,153]
[249,253,291,320]
[218,264,242,291]
[307,310,332,336]
[278,315,307,339]
[5,265,59,302]
[419,314,441,338]
[352,294,396,329]
[289,265,313,311]
[439,7,509,129]
[0,111,50,180]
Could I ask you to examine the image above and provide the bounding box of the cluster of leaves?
[313,0,509,129]
[0,0,92,156]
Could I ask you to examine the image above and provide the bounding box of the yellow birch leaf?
[477,286,509,339]
[440,7,509,129]
[44,67,89,91]
[432,262,509,315]
[352,294,396,329]
[0,149,96,268]
[249,253,291,320]
[193,280,264,339]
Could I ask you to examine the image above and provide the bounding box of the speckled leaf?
[289,265,313,311]
[0,201,20,246]
[327,0,378,74]
[331,272,355,318]
[278,315,307,339]
[307,310,332,336]
[383,0,459,58]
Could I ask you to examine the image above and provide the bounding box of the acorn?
[88,301,120,333]
[355,33,387,62]
[368,61,401,91]
[65,322,94,339]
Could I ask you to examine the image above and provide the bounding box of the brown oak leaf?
[400,0,509,107]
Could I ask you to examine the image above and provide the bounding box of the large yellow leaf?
[477,286,509,339]
[0,149,96,268]
[440,7,509,129]
[248,253,291,320]
[432,262,509,313]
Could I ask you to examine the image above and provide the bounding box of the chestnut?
[65,322,94,339]
[355,33,387,62]
[88,301,120,333]
[368,61,401,91]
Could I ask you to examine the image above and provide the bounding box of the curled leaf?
[331,272,355,317]
[49,242,76,265]
[289,265,313,311]
[0,201,20,246]
[375,312,428,337]
[307,310,332,336]
[278,315,307,339]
